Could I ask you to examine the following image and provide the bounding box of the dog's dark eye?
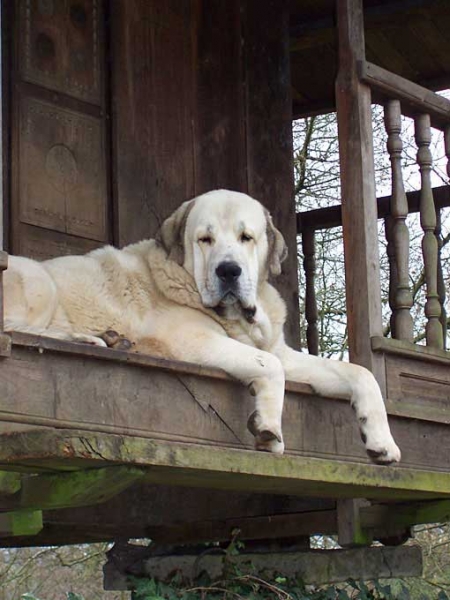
[240,233,253,243]
[199,236,213,245]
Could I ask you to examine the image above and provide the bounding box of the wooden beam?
[337,499,373,547]
[146,509,337,545]
[362,499,450,531]
[1,430,450,501]
[103,543,423,589]
[297,185,450,234]
[0,467,144,512]
[359,61,450,130]
[371,336,450,366]
[0,510,43,537]
[0,471,21,495]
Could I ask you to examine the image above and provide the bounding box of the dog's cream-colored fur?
[4,189,401,462]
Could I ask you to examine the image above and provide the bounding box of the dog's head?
[157,190,287,313]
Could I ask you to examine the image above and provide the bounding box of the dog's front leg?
[276,344,401,464]
[167,331,286,454]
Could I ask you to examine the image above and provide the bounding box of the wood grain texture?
[110,0,195,246]
[244,0,300,348]
[335,0,385,390]
[193,0,246,194]
[0,336,449,475]
[359,61,450,131]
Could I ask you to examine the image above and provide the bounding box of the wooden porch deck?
[0,333,449,547]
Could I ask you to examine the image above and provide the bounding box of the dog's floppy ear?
[265,209,288,277]
[156,199,195,265]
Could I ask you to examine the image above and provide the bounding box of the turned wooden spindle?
[445,125,450,183]
[384,100,413,342]
[435,208,447,348]
[302,228,319,355]
[415,113,443,348]
[384,216,398,339]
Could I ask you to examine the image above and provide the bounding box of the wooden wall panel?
[18,96,107,241]
[111,0,195,246]
[193,0,247,194]
[9,0,110,258]
[111,0,300,344]
[244,0,300,347]
[19,0,103,105]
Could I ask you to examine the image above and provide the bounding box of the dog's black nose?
[216,261,242,284]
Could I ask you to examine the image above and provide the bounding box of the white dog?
[3,190,401,463]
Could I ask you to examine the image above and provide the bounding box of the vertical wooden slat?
[335,0,386,388]
[245,0,300,348]
[445,126,450,182]
[435,208,447,348]
[415,113,443,349]
[384,216,398,340]
[111,0,195,246]
[384,100,413,342]
[334,0,384,550]
[193,0,246,195]
[301,228,319,355]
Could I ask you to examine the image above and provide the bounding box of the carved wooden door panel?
[9,0,110,259]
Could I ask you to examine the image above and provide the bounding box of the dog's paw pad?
[100,330,121,347]
[365,438,401,465]
[99,330,134,351]
[255,436,285,455]
[247,411,283,444]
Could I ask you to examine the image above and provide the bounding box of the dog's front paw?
[99,330,134,351]
[247,410,284,454]
[361,425,401,465]
[255,434,285,455]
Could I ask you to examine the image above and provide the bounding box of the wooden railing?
[297,63,450,356]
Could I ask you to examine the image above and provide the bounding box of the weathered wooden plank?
[193,0,246,194]
[103,543,423,589]
[0,510,42,538]
[0,467,144,512]
[0,335,449,473]
[10,0,111,258]
[335,0,385,388]
[337,499,372,548]
[0,490,334,547]
[145,509,337,546]
[1,430,450,501]
[245,0,300,348]
[110,0,195,246]
[359,61,450,130]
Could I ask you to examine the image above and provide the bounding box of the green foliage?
[128,572,415,600]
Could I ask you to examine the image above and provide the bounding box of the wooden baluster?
[384,216,398,339]
[384,100,413,342]
[435,208,447,348]
[445,126,450,182]
[415,113,443,348]
[302,228,319,355]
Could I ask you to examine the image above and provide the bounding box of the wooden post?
[335,0,386,389]
[335,0,385,549]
